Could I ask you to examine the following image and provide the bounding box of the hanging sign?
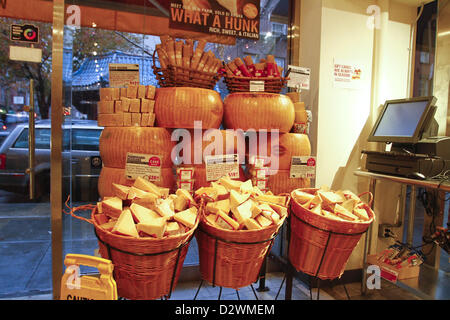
[287,66,310,90]
[205,154,240,181]
[109,63,139,88]
[10,24,39,44]
[125,152,162,182]
[290,156,316,179]
[169,0,260,40]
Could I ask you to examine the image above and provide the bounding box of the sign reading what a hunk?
[169,0,260,40]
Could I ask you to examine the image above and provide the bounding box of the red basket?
[288,188,375,280]
[195,194,289,289]
[65,201,198,300]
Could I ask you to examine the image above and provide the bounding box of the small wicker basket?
[288,188,375,280]
[195,194,290,289]
[223,75,289,94]
[65,200,199,300]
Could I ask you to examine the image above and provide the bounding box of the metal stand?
[193,279,261,300]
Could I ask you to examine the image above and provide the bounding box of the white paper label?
[287,66,310,90]
[9,45,42,63]
[256,179,267,191]
[205,154,240,181]
[249,80,265,92]
[178,168,194,180]
[290,156,316,179]
[125,152,161,181]
[109,63,140,88]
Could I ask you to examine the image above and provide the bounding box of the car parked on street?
[0,119,103,201]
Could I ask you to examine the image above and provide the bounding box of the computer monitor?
[368,96,438,144]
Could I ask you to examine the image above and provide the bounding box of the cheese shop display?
[99,127,174,169]
[223,92,295,132]
[153,36,222,89]
[72,177,200,300]
[289,187,375,280]
[97,86,156,127]
[154,87,223,129]
[98,166,175,198]
[195,175,289,289]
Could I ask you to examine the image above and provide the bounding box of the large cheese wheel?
[266,170,310,195]
[246,133,311,170]
[223,92,295,132]
[99,127,174,168]
[155,87,223,129]
[176,165,246,189]
[98,166,175,198]
[172,129,245,166]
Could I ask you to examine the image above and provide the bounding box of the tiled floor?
[3,272,422,300]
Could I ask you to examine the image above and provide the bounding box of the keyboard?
[361,150,430,160]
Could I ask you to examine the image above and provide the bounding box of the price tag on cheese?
[249,80,265,92]
[125,152,162,181]
[205,154,240,182]
[289,156,316,179]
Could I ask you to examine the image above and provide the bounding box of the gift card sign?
[10,24,39,44]
[125,152,161,181]
[287,66,310,90]
[290,156,316,179]
[205,154,240,181]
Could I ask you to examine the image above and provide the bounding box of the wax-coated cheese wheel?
[155,87,223,129]
[99,127,174,168]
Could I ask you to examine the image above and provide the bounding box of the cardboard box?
[367,254,420,283]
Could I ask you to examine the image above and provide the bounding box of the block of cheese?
[137,85,146,99]
[230,189,251,208]
[210,181,229,199]
[219,175,243,191]
[99,220,116,232]
[243,217,262,230]
[215,210,239,230]
[123,112,132,126]
[98,101,114,114]
[134,176,162,196]
[286,92,301,103]
[141,113,150,127]
[121,97,131,112]
[146,85,156,99]
[174,189,195,212]
[100,87,120,101]
[97,113,123,127]
[239,180,253,194]
[131,113,141,126]
[114,100,123,113]
[111,183,130,200]
[130,203,161,223]
[206,198,230,214]
[112,209,139,237]
[129,98,141,113]
[165,221,181,236]
[231,199,252,224]
[148,113,156,127]
[120,87,127,98]
[127,85,138,98]
[256,214,272,228]
[173,206,197,228]
[155,198,175,218]
[136,217,166,238]
[101,197,122,218]
[141,99,151,113]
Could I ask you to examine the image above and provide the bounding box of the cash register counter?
[354,169,450,300]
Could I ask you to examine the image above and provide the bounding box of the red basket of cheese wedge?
[195,175,289,289]
[289,187,375,280]
[65,177,200,300]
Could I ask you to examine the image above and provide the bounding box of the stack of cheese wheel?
[173,129,246,189]
[246,131,312,195]
[287,91,308,134]
[223,92,295,133]
[154,87,223,129]
[98,126,175,198]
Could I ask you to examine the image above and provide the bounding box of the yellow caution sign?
[60,254,117,300]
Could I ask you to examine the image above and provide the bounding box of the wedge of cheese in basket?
[198,175,288,231]
[94,177,199,238]
[292,187,371,222]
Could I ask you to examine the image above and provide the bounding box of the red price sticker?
[148,156,161,167]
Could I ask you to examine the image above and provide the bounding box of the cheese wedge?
[216,210,239,230]
[205,214,218,227]
[99,220,117,232]
[136,217,167,238]
[130,203,161,224]
[174,188,195,212]
[195,187,218,201]
[165,221,181,236]
[292,190,315,204]
[206,199,231,214]
[211,181,229,199]
[94,213,109,225]
[159,188,170,198]
[244,218,262,230]
[341,199,358,213]
[353,207,370,221]
[267,203,288,218]
[132,191,159,208]
[250,200,262,218]
[254,194,286,206]
[256,214,272,228]
[260,209,280,224]
[321,209,344,221]
[231,199,253,224]
[102,197,123,219]
[341,190,361,201]
[97,202,103,214]
[218,175,242,191]
[112,183,130,200]
[333,204,358,221]
[252,186,264,196]
[239,180,253,194]
[112,209,139,238]
[317,190,342,205]
[230,189,251,208]
[128,186,151,200]
[133,177,162,196]
[173,206,198,229]
[155,198,175,218]
[310,203,322,215]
